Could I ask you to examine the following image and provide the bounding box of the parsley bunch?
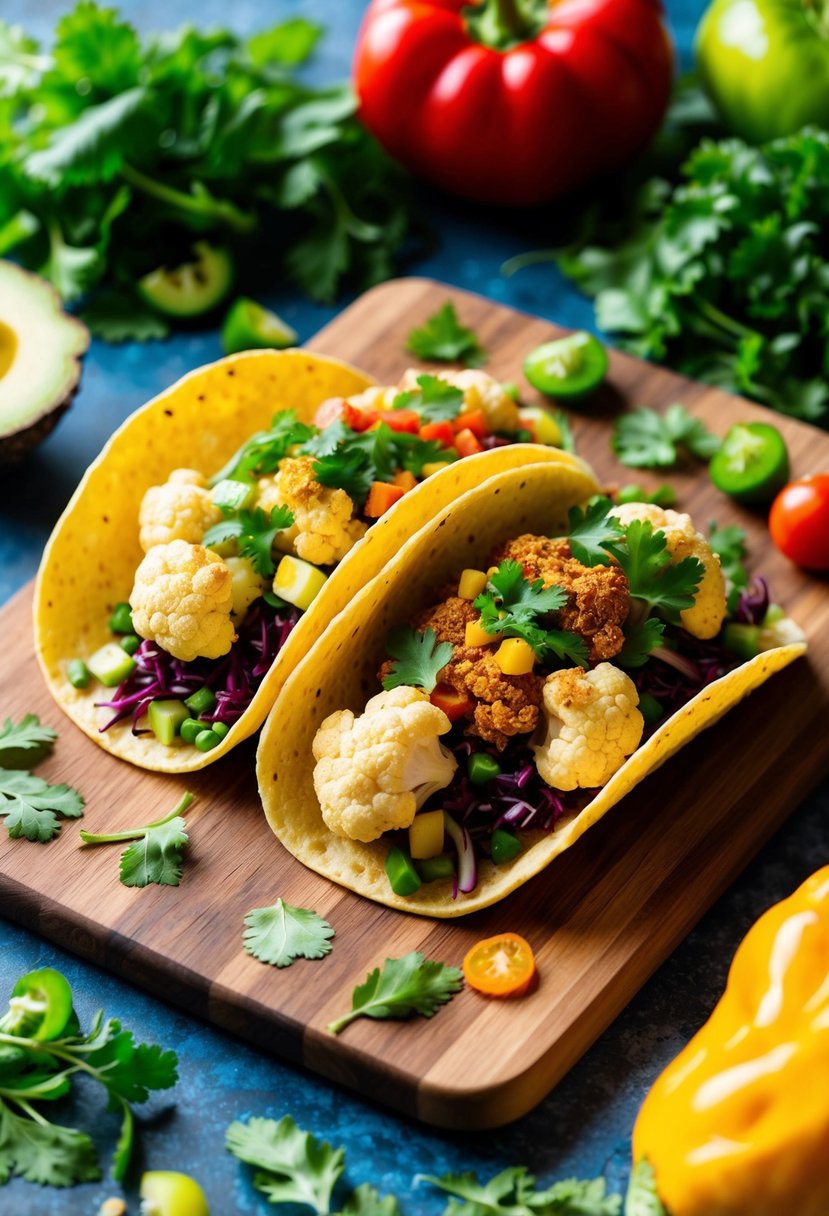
[0,4,416,335]
[559,128,829,424]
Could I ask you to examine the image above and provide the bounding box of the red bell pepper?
[454,427,484,457]
[430,682,473,722]
[419,419,456,448]
[377,408,421,434]
[313,397,377,433]
[364,480,408,517]
[353,0,673,207]
[453,408,488,439]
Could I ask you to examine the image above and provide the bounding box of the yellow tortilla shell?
[256,460,807,917]
[34,349,591,772]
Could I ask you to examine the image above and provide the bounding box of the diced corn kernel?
[494,637,536,675]
[274,555,328,611]
[409,809,445,859]
[465,618,494,647]
[458,568,487,600]
[421,461,452,477]
[518,406,563,447]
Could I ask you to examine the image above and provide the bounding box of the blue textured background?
[1,2,827,1212]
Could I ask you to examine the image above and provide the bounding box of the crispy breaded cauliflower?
[312,686,457,842]
[257,455,367,567]
[130,539,235,662]
[138,468,221,553]
[398,366,520,433]
[610,502,727,640]
[532,662,644,791]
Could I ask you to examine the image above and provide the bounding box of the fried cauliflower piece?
[397,366,520,433]
[533,662,644,791]
[130,539,235,662]
[491,534,630,663]
[138,468,221,553]
[610,503,727,640]
[312,686,457,843]
[257,455,367,567]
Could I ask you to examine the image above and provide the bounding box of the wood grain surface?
[1,278,827,1129]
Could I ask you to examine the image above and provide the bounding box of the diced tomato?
[453,408,488,439]
[393,469,418,491]
[364,480,407,518]
[377,408,421,434]
[454,427,484,457]
[430,682,473,722]
[313,397,378,433]
[350,406,380,432]
[419,420,455,448]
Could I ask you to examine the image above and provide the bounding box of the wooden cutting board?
[2,278,828,1129]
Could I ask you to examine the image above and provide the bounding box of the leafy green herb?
[211,410,318,485]
[406,301,486,367]
[204,505,295,578]
[79,288,170,342]
[606,521,703,622]
[0,770,84,843]
[327,950,462,1035]
[393,373,464,422]
[618,617,666,669]
[566,497,624,566]
[0,7,416,322]
[624,1161,668,1216]
[552,409,575,454]
[243,900,335,968]
[381,628,453,694]
[79,792,193,887]
[474,562,588,667]
[420,1165,622,1215]
[708,520,749,610]
[613,405,720,469]
[304,422,448,504]
[226,1115,345,1214]
[0,971,177,1185]
[0,714,57,769]
[616,483,677,508]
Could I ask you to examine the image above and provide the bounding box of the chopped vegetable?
[474,561,587,666]
[211,479,256,514]
[0,768,85,843]
[385,845,422,896]
[405,301,486,367]
[442,812,477,894]
[458,568,488,600]
[0,714,57,769]
[490,828,521,864]
[612,406,721,469]
[616,483,677,508]
[523,332,608,399]
[494,637,536,675]
[364,480,407,518]
[517,406,564,448]
[79,792,194,888]
[769,473,829,570]
[273,555,328,611]
[87,641,137,687]
[709,422,789,503]
[408,809,445,859]
[137,242,234,318]
[147,699,188,746]
[139,1171,209,1216]
[468,753,501,786]
[203,505,295,579]
[326,950,462,1034]
[243,899,334,968]
[381,627,453,694]
[119,634,141,656]
[429,683,474,722]
[708,521,749,610]
[108,602,134,635]
[462,932,536,998]
[8,968,74,1041]
[221,297,298,355]
[416,855,455,882]
[67,659,92,689]
[194,729,222,752]
[184,687,216,717]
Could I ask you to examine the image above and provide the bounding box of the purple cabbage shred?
[733,577,770,626]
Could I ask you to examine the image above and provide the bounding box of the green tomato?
[696,0,829,142]
[140,1171,210,1216]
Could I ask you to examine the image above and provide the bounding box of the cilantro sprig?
[613,405,720,469]
[393,373,465,422]
[381,628,453,694]
[303,422,449,505]
[421,1166,622,1216]
[211,410,317,485]
[708,520,749,610]
[0,770,85,843]
[79,792,193,887]
[406,301,486,367]
[605,520,704,622]
[327,951,463,1035]
[474,562,588,668]
[0,714,58,769]
[204,505,295,578]
[243,900,335,969]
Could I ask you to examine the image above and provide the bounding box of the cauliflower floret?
[610,502,727,640]
[130,539,235,662]
[532,663,644,791]
[346,385,398,414]
[257,455,367,566]
[224,556,266,622]
[312,685,457,842]
[138,468,221,553]
[760,615,806,651]
[397,366,520,433]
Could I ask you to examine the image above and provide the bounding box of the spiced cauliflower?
[532,662,644,791]
[397,366,520,433]
[138,468,221,553]
[130,539,235,662]
[312,685,457,842]
[257,455,367,567]
[610,502,727,640]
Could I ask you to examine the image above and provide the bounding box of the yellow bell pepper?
[632,865,829,1216]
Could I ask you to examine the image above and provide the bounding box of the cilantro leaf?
[613,405,720,469]
[79,289,170,343]
[204,506,294,578]
[566,497,624,566]
[618,617,665,668]
[616,484,677,508]
[390,432,455,477]
[0,1100,100,1188]
[708,520,749,610]
[381,628,453,694]
[340,1183,401,1216]
[313,449,376,505]
[406,302,487,367]
[212,411,318,485]
[0,770,85,843]
[0,714,57,769]
[243,899,335,968]
[421,1165,621,1215]
[607,520,703,622]
[226,1115,345,1213]
[625,1161,668,1216]
[27,86,149,187]
[393,374,464,422]
[473,561,586,665]
[327,950,463,1034]
[79,791,193,888]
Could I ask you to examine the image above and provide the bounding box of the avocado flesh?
[0,261,89,461]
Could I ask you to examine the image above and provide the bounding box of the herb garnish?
[708,521,749,610]
[0,770,85,843]
[79,791,193,887]
[243,900,335,969]
[0,714,57,769]
[393,373,465,422]
[406,301,486,367]
[211,411,317,485]
[381,628,453,694]
[327,951,463,1035]
[612,405,720,469]
[421,1166,622,1216]
[204,505,295,578]
[474,562,588,667]
[606,520,703,622]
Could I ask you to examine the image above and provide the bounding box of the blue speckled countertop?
[1,1,827,1211]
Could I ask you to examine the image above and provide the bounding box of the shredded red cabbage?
[733,576,770,626]
[95,599,301,735]
[633,623,739,725]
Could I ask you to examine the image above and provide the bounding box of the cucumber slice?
[87,642,136,687]
[138,242,234,319]
[147,699,189,746]
[221,297,298,354]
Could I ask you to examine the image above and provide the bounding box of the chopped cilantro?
[313,448,377,504]
[422,1166,622,1216]
[606,520,703,622]
[226,1115,345,1213]
[79,792,193,887]
[709,520,749,610]
[566,497,624,566]
[204,505,294,577]
[406,301,486,366]
[0,769,85,843]
[391,432,455,477]
[381,628,453,693]
[613,405,720,469]
[210,410,317,485]
[618,617,666,668]
[474,561,587,666]
[243,900,334,968]
[393,373,464,422]
[0,714,57,769]
[327,950,463,1034]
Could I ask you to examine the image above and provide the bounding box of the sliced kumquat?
[462,932,536,998]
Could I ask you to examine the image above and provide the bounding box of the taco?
[257,461,807,917]
[34,350,588,772]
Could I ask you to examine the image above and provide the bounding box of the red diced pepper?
[430,682,473,722]
[378,408,421,434]
[364,480,408,518]
[419,420,455,448]
[313,397,377,433]
[454,427,484,457]
[453,408,488,439]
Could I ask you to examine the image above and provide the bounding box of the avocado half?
[0,261,90,462]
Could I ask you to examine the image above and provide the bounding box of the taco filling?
[75,368,564,750]
[309,498,805,900]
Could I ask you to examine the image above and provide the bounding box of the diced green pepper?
[415,855,456,882]
[67,659,91,689]
[468,752,501,786]
[108,602,134,635]
[490,828,521,864]
[638,692,665,726]
[147,699,189,746]
[184,687,217,716]
[385,846,422,896]
[722,622,761,660]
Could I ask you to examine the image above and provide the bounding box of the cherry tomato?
[462,932,536,998]
[769,474,829,570]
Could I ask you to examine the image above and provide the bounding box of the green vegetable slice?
[243,899,334,968]
[6,968,74,1041]
[385,846,422,897]
[523,331,608,399]
[137,242,234,318]
[221,297,298,354]
[709,421,789,503]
